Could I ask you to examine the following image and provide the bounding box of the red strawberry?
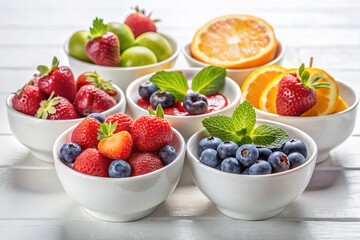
[76,71,117,96]
[71,118,100,149]
[37,57,77,102]
[12,84,47,116]
[105,113,133,133]
[28,74,40,86]
[124,6,158,38]
[74,85,116,116]
[276,64,329,116]
[35,93,79,120]
[97,122,133,159]
[128,153,163,176]
[73,148,112,177]
[131,106,172,152]
[85,18,120,66]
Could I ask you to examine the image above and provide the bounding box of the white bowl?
[182,41,285,87]
[64,33,180,92]
[187,120,317,220]
[53,126,185,222]
[255,81,359,163]
[126,68,242,140]
[6,84,126,163]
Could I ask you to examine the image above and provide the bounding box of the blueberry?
[60,142,82,163]
[268,151,290,173]
[87,113,106,123]
[150,91,175,109]
[217,141,239,159]
[198,136,222,156]
[138,81,159,100]
[183,92,208,115]
[200,149,221,168]
[236,144,259,167]
[159,145,177,165]
[248,160,272,175]
[283,139,307,158]
[288,152,306,169]
[258,147,272,160]
[108,160,131,178]
[242,167,250,175]
[220,157,241,174]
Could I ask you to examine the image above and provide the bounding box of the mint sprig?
[149,71,188,101]
[192,66,226,95]
[149,66,226,101]
[202,101,290,148]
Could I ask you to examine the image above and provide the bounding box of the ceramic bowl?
[255,80,359,163]
[64,33,180,92]
[53,126,185,222]
[6,84,126,163]
[126,68,242,140]
[187,119,317,220]
[182,41,285,87]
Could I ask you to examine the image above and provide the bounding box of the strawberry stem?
[85,72,116,94]
[37,56,59,76]
[148,105,164,118]
[98,122,117,141]
[89,17,108,39]
[309,57,313,68]
[35,92,60,119]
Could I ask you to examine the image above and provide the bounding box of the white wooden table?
[1,0,360,239]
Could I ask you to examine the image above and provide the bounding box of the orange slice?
[242,65,286,109]
[259,68,339,116]
[190,15,278,69]
[332,96,348,114]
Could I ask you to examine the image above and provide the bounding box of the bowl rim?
[182,40,286,72]
[64,32,180,71]
[187,119,318,179]
[126,67,242,119]
[53,125,186,182]
[6,83,126,123]
[254,80,359,119]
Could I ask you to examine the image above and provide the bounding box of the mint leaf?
[202,116,242,143]
[192,66,226,95]
[150,71,188,101]
[252,124,289,148]
[232,101,256,134]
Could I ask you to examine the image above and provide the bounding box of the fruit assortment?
[136,66,229,115]
[68,7,173,67]
[190,14,278,69]
[12,57,118,119]
[59,106,178,178]
[242,60,349,116]
[198,101,308,174]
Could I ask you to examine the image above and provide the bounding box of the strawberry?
[128,153,163,176]
[12,84,47,116]
[276,64,330,116]
[76,71,117,96]
[37,57,77,103]
[131,105,172,152]
[73,148,112,177]
[74,85,116,116]
[85,18,120,66]
[105,113,133,133]
[97,122,133,160]
[35,93,79,120]
[71,118,100,149]
[28,74,40,86]
[124,6,159,38]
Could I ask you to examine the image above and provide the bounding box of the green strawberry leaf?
[89,17,108,39]
[149,71,189,101]
[148,105,165,118]
[191,66,226,95]
[251,124,289,148]
[202,116,242,143]
[298,63,305,77]
[232,101,256,135]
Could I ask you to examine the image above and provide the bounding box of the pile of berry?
[59,110,177,178]
[12,57,117,120]
[198,137,307,175]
